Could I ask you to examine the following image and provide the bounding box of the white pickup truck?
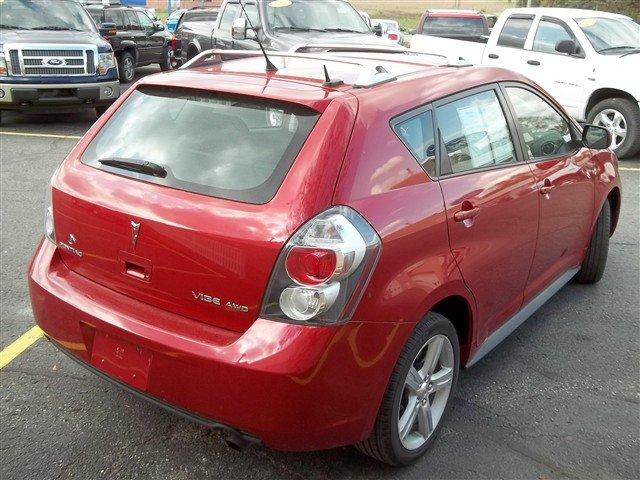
[411,8,640,158]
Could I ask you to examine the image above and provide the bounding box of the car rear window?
[81,87,320,204]
[423,16,485,36]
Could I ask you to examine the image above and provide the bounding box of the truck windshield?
[423,16,485,37]
[265,0,370,34]
[0,0,97,32]
[575,17,640,54]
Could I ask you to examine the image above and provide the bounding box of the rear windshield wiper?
[99,158,167,178]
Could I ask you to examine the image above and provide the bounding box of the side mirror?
[154,21,165,32]
[372,23,383,37]
[232,17,247,40]
[409,28,417,35]
[582,125,611,150]
[99,22,117,37]
[555,39,577,55]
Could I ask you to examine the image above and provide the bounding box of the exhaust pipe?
[225,432,247,451]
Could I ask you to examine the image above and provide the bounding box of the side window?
[497,15,534,48]
[394,110,437,177]
[137,11,154,30]
[533,18,577,55]
[124,10,141,30]
[219,3,239,34]
[104,10,125,29]
[242,3,261,28]
[505,87,574,159]
[436,90,517,174]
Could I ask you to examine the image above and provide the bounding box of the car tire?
[587,98,640,159]
[160,46,175,71]
[574,199,611,284]
[117,51,136,83]
[95,106,109,118]
[355,312,459,466]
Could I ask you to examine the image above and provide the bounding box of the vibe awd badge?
[192,291,249,313]
[59,233,83,257]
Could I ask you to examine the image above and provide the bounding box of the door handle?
[539,179,556,196]
[454,206,480,222]
[488,53,499,59]
[527,60,541,66]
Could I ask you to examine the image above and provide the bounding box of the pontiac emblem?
[130,221,141,250]
[59,233,83,257]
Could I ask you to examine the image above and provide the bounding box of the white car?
[372,19,404,44]
[411,8,640,157]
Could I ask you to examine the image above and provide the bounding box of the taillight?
[388,33,399,41]
[169,36,178,49]
[44,185,56,245]
[261,206,381,325]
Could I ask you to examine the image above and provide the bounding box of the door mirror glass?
[154,21,165,31]
[555,39,577,55]
[582,125,611,150]
[232,17,247,40]
[99,22,117,36]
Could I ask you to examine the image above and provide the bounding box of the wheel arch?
[606,187,621,236]
[119,44,138,63]
[586,88,638,119]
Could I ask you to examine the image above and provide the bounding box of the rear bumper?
[28,239,409,451]
[0,80,120,111]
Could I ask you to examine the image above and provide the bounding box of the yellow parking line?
[619,167,640,172]
[0,326,44,370]
[0,131,82,140]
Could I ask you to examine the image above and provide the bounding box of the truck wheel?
[160,46,176,71]
[574,199,611,284]
[587,98,640,158]
[117,51,136,83]
[355,312,459,466]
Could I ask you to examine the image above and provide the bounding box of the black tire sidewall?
[118,52,135,83]
[387,313,460,465]
[587,98,640,159]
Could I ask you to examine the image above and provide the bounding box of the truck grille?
[5,44,98,77]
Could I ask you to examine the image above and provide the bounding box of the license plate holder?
[90,331,152,391]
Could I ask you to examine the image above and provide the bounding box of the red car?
[29,50,621,466]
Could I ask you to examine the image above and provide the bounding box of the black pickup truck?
[199,0,393,55]
[85,3,175,82]
[0,0,120,121]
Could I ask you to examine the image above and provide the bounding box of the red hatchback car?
[29,50,621,465]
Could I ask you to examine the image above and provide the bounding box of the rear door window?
[394,110,437,177]
[124,10,141,30]
[435,90,517,174]
[497,15,534,48]
[81,88,320,204]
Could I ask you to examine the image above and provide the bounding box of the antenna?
[322,65,344,87]
[238,0,278,72]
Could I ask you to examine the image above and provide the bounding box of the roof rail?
[290,43,412,54]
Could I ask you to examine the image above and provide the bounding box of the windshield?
[0,0,97,31]
[81,87,320,204]
[423,16,485,37]
[575,17,640,54]
[265,0,370,34]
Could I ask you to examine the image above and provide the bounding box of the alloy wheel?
[123,57,135,82]
[594,108,627,150]
[397,334,454,450]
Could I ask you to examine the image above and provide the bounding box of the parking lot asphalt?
[1,66,639,480]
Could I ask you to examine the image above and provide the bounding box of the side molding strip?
[466,267,580,367]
